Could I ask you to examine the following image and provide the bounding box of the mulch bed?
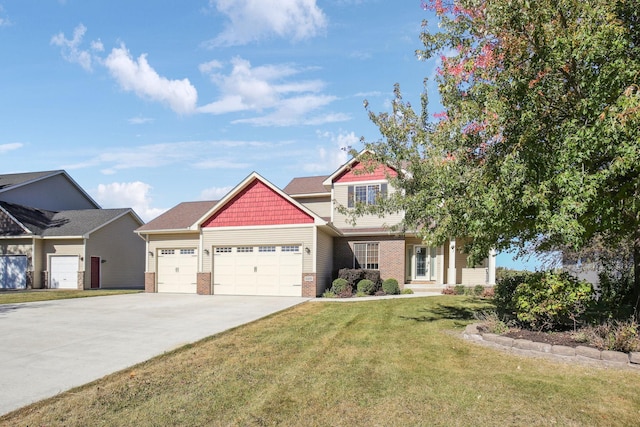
[502,329,587,348]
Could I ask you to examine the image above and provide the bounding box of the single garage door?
[0,255,28,289]
[157,248,198,293]
[50,256,79,289]
[213,245,302,296]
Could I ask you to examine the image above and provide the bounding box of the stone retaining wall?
[464,324,640,368]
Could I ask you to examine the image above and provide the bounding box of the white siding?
[296,196,331,218]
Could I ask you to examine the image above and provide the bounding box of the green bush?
[494,272,532,317]
[382,278,400,295]
[401,288,414,294]
[473,285,485,296]
[454,285,466,295]
[357,279,377,295]
[338,268,363,288]
[331,278,350,294]
[512,271,595,331]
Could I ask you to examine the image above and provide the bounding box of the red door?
[90,257,100,289]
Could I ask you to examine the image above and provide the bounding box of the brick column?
[197,272,212,295]
[42,271,49,289]
[302,273,317,297]
[144,272,156,293]
[77,271,85,290]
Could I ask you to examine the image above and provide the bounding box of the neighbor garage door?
[157,248,198,293]
[213,245,302,296]
[50,256,79,289]
[0,255,27,289]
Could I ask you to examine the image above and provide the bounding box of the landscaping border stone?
[463,323,640,369]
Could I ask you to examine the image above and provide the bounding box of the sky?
[0,0,541,270]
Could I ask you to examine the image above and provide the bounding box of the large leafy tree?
[361,1,640,295]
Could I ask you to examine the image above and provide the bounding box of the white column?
[448,238,457,285]
[437,245,445,285]
[488,248,497,285]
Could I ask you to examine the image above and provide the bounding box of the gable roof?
[0,201,140,238]
[196,172,327,228]
[0,170,101,208]
[322,150,400,186]
[136,200,218,233]
[283,175,330,196]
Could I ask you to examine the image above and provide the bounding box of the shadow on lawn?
[399,302,478,323]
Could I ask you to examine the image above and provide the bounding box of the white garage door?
[213,245,302,296]
[157,248,198,293]
[0,255,27,289]
[50,256,79,289]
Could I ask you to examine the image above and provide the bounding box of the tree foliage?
[361,0,640,280]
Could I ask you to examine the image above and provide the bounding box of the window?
[180,249,195,255]
[347,183,387,207]
[281,245,300,252]
[259,246,276,252]
[353,242,379,269]
[215,247,232,253]
[160,249,175,255]
[237,246,253,253]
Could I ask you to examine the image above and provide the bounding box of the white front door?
[50,256,79,289]
[414,246,436,281]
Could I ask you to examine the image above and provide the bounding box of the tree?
[359,0,640,303]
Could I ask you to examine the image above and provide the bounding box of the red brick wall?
[144,272,156,293]
[202,179,313,227]
[197,272,211,295]
[301,273,317,297]
[333,236,405,283]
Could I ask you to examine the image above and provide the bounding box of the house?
[0,170,145,290]
[137,153,496,296]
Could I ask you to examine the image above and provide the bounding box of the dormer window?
[347,183,387,207]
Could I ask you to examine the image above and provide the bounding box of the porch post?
[448,238,457,285]
[437,245,445,285]
[488,248,497,285]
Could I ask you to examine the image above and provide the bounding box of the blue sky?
[0,0,540,270]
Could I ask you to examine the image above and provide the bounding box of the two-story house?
[0,170,145,290]
[137,153,496,296]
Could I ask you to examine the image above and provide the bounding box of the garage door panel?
[0,255,28,290]
[157,249,197,293]
[213,245,302,296]
[50,256,79,289]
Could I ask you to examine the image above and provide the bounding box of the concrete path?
[0,293,308,416]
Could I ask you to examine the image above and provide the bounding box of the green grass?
[2,296,639,426]
[0,289,141,304]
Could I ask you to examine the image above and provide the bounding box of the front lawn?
[0,289,141,305]
[2,296,639,426]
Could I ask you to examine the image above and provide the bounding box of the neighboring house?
[137,153,496,297]
[0,170,145,290]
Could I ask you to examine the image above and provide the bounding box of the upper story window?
[347,183,387,208]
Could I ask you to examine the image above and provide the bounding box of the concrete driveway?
[0,293,309,416]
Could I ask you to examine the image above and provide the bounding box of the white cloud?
[50,24,102,71]
[302,131,356,172]
[200,185,233,201]
[0,142,23,154]
[104,44,198,115]
[194,159,250,169]
[208,0,327,47]
[128,116,154,125]
[199,57,344,126]
[94,181,166,222]
[0,5,11,27]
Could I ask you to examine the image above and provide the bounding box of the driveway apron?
[0,293,308,416]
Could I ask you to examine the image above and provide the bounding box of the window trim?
[353,242,379,270]
[347,183,387,208]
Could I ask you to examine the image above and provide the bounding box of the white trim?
[312,228,317,272]
[287,192,331,198]
[201,223,318,232]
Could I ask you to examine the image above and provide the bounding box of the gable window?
[353,242,379,270]
[347,183,387,208]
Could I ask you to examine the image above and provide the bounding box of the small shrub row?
[441,285,492,297]
[325,274,402,298]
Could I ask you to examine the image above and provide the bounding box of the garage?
[50,256,79,289]
[156,248,198,293]
[0,255,28,289]
[213,245,302,296]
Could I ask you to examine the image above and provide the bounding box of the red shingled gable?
[202,179,314,227]
[334,161,397,183]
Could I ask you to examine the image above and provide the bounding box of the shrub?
[512,271,595,331]
[454,285,466,295]
[362,269,382,288]
[382,278,400,295]
[357,279,377,295]
[481,287,495,298]
[584,318,640,352]
[401,288,414,294]
[494,272,532,318]
[322,290,336,298]
[474,285,485,296]
[441,287,456,295]
[331,278,350,294]
[475,311,510,335]
[338,268,363,288]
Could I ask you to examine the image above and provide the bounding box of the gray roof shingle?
[136,200,218,232]
[282,175,329,195]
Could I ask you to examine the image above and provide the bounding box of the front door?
[90,257,100,289]
[414,246,436,281]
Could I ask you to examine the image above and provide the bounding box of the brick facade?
[197,272,212,295]
[144,272,156,293]
[333,236,406,283]
[301,273,317,297]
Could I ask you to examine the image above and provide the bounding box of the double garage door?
[156,245,302,296]
[213,245,302,296]
[0,255,27,289]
